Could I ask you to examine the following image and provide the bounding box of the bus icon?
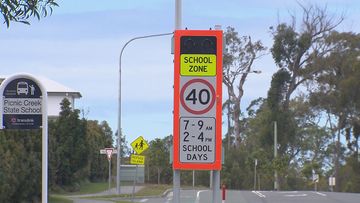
[17,81,29,95]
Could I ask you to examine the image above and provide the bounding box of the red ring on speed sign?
[180,78,216,114]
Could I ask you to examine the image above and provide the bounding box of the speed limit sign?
[173,30,222,170]
[180,78,216,115]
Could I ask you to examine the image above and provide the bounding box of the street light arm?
[116,32,173,195]
[119,32,174,67]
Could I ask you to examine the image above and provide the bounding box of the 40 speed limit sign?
[173,29,222,170]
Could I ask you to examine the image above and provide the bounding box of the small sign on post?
[106,148,113,161]
[100,148,117,156]
[130,136,148,202]
[130,154,145,165]
[329,177,336,186]
[99,147,117,194]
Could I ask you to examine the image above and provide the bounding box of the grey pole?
[192,170,195,189]
[108,159,111,194]
[39,76,48,203]
[212,170,220,203]
[210,170,213,189]
[254,159,257,190]
[117,32,173,194]
[173,1,182,203]
[131,165,138,202]
[274,121,278,191]
[175,0,182,29]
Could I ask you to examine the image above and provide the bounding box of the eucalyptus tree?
[269,3,344,190]
[309,31,360,191]
[270,4,343,110]
[0,0,58,27]
[223,26,266,146]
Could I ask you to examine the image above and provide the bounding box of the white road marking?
[165,197,172,203]
[139,199,148,202]
[284,194,307,197]
[252,190,266,198]
[165,192,172,203]
[279,191,298,194]
[196,190,209,203]
[314,191,327,196]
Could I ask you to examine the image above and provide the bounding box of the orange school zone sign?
[173,30,223,170]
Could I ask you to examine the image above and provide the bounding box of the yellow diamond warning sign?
[180,54,216,76]
[130,136,149,155]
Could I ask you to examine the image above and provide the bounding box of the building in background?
[0,75,81,118]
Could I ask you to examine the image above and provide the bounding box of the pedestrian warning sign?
[130,136,149,155]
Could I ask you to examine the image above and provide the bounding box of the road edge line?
[196,190,209,203]
[314,191,327,196]
[252,190,266,198]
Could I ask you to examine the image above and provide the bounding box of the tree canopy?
[0,0,58,27]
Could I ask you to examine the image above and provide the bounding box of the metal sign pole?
[41,80,48,203]
[192,170,195,189]
[131,165,138,202]
[173,170,181,203]
[212,170,220,203]
[108,159,112,194]
[174,1,182,203]
[210,170,213,189]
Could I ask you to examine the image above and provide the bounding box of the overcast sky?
[0,0,359,144]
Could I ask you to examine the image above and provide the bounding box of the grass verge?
[49,195,73,203]
[81,184,172,200]
[135,184,172,196]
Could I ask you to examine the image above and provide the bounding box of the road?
[200,190,360,203]
[139,189,360,203]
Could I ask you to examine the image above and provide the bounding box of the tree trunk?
[233,98,241,144]
[227,91,232,149]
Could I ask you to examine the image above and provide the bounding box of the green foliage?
[145,135,171,184]
[271,24,298,68]
[339,156,360,192]
[267,69,290,111]
[49,98,116,190]
[50,99,88,187]
[86,120,113,182]
[270,4,342,109]
[0,0,58,27]
[0,130,42,202]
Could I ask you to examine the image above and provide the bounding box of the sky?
[0,0,359,145]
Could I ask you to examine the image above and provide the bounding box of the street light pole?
[173,1,182,203]
[117,32,173,194]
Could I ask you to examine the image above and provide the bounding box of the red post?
[222,184,226,202]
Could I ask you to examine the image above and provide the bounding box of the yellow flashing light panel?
[180,54,216,76]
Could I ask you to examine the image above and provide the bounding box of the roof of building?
[0,75,82,98]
